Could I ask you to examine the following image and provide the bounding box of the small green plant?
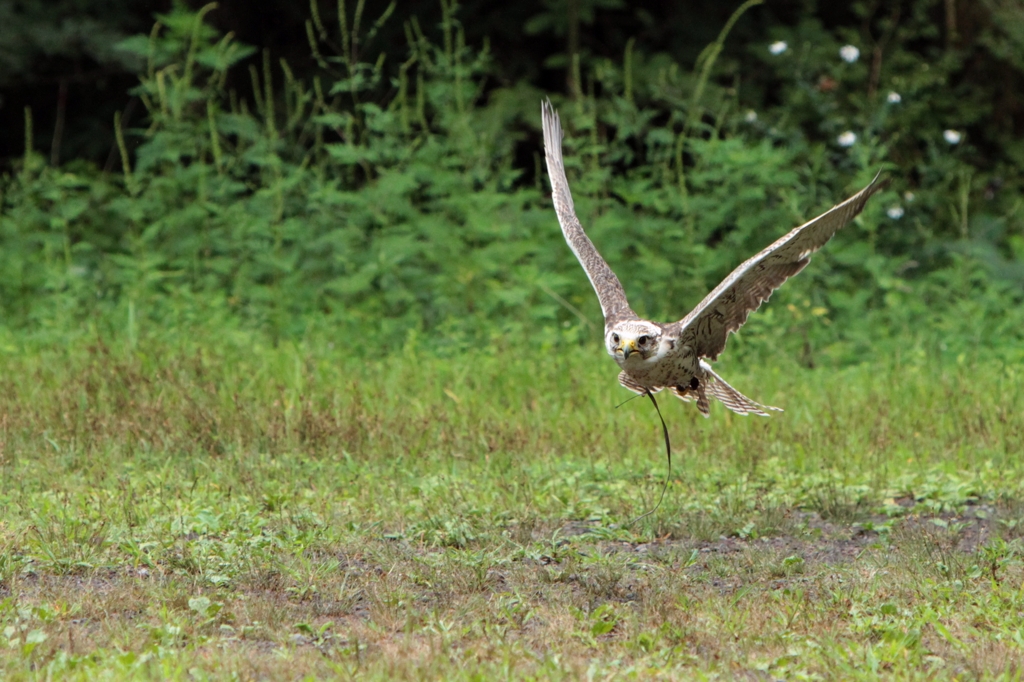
[0,338,1019,677]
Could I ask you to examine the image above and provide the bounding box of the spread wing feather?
[541,100,637,327]
[669,174,888,360]
[618,371,664,395]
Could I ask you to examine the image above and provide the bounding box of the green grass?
[1,329,1023,679]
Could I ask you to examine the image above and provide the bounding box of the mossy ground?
[1,336,1022,679]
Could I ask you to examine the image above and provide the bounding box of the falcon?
[541,100,887,417]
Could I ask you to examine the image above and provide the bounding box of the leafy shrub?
[1,0,1022,364]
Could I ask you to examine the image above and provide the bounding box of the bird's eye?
[612,334,619,344]
[638,335,649,345]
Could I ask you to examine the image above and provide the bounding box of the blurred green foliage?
[1,0,1022,364]
[0,0,151,84]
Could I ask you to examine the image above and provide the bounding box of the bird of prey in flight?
[541,99,887,417]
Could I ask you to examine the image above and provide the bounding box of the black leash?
[626,390,672,527]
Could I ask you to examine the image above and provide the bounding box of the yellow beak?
[621,339,637,359]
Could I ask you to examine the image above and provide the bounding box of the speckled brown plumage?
[541,100,638,327]
[541,99,888,417]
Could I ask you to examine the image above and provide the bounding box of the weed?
[0,338,1020,677]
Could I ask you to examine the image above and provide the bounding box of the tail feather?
[699,361,781,417]
[621,365,778,418]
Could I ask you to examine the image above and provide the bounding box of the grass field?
[1,330,1023,679]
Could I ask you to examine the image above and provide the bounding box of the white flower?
[887,91,901,104]
[839,45,860,63]
[744,110,758,123]
[943,129,962,144]
[837,131,857,147]
[886,206,905,219]
[903,191,915,202]
[769,41,788,55]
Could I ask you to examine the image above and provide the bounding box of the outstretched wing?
[668,173,888,360]
[541,99,637,327]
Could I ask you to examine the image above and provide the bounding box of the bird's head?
[606,321,664,364]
